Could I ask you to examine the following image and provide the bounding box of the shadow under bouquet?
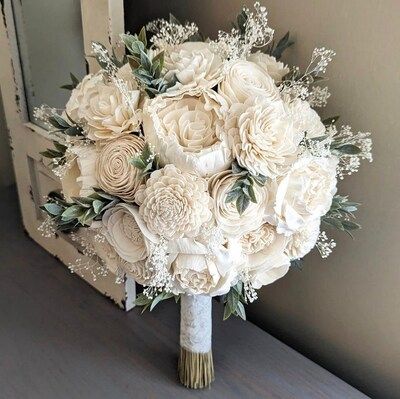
[37,2,373,389]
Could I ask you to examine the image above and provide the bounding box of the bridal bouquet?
[36,2,372,389]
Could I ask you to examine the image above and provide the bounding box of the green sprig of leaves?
[90,42,126,70]
[40,140,68,161]
[322,195,361,237]
[135,291,180,314]
[47,113,84,137]
[41,189,121,232]
[60,72,80,91]
[40,140,68,168]
[223,281,247,321]
[130,142,159,178]
[121,28,175,98]
[225,161,267,215]
[267,31,294,60]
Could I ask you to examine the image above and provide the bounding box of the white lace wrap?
[180,294,212,353]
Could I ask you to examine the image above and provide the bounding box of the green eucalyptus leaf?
[322,115,340,126]
[92,199,105,214]
[61,205,84,221]
[138,26,147,47]
[236,195,249,215]
[235,302,246,320]
[225,189,241,204]
[43,203,63,216]
[333,144,362,155]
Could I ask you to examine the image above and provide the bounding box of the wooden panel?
[0,0,135,310]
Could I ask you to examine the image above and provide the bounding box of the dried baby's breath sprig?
[146,14,199,49]
[316,231,336,258]
[38,214,57,238]
[307,86,331,108]
[68,231,110,282]
[281,47,335,104]
[142,237,173,300]
[211,2,274,61]
[327,124,373,179]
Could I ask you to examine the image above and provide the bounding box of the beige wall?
[124,1,400,397]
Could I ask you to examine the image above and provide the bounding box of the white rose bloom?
[164,42,223,91]
[169,233,241,296]
[285,98,325,139]
[78,77,141,141]
[96,135,145,202]
[239,225,290,289]
[273,156,338,235]
[208,170,270,238]
[101,203,158,265]
[247,52,289,82]
[65,73,103,123]
[172,254,230,296]
[60,144,98,201]
[137,165,212,239]
[286,218,321,260]
[143,90,232,177]
[124,260,153,286]
[219,60,280,105]
[226,97,303,178]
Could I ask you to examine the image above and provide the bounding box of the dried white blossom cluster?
[37,2,372,310]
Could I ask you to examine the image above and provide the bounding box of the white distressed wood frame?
[0,0,136,310]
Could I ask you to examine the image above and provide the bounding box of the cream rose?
[169,232,241,296]
[101,203,157,265]
[164,42,223,91]
[285,98,325,139]
[227,97,302,178]
[96,135,145,201]
[208,170,269,237]
[172,254,231,296]
[248,52,289,82]
[273,156,338,235]
[239,224,290,289]
[143,89,231,177]
[219,60,280,105]
[124,260,153,286]
[286,218,320,260]
[79,77,141,140]
[60,144,98,201]
[136,165,212,239]
[65,73,103,123]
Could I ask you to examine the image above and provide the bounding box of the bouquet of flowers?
[36,2,372,389]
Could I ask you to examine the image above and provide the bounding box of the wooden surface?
[0,186,369,399]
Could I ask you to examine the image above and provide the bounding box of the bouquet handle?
[178,294,214,389]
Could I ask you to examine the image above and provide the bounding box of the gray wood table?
[0,187,369,399]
